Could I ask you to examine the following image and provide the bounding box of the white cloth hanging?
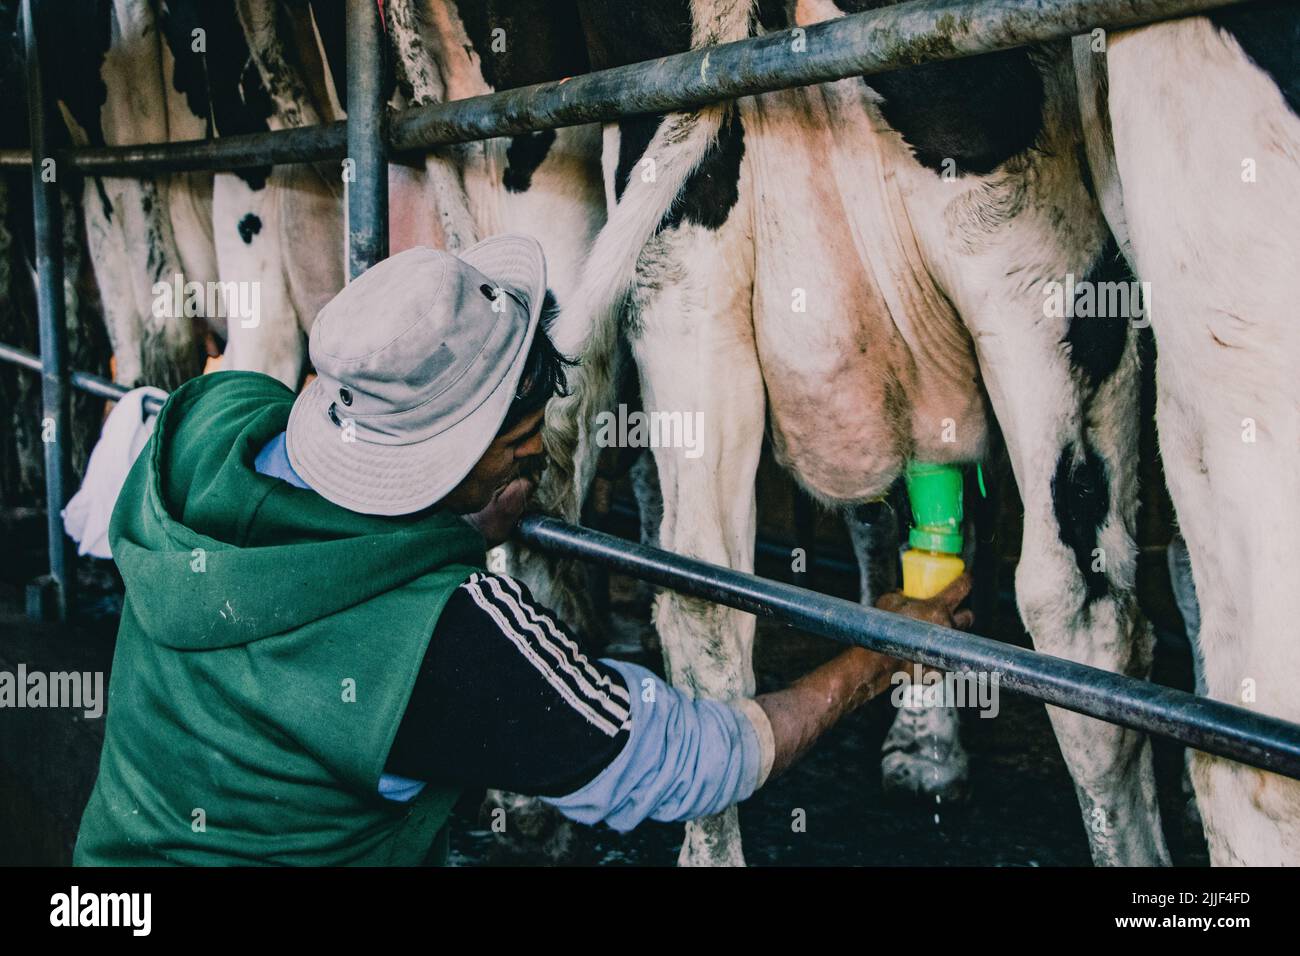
[61,386,168,559]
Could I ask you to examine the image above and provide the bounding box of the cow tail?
[539,0,754,520]
[540,106,730,521]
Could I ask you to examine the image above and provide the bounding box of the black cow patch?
[614,115,661,202]
[454,0,589,91]
[34,1,112,218]
[162,0,275,190]
[1062,236,1131,392]
[755,0,792,32]
[867,52,1044,176]
[832,1,1043,175]
[662,106,744,232]
[237,213,262,245]
[1051,441,1111,603]
[309,0,346,105]
[45,0,111,147]
[158,0,209,128]
[576,0,691,72]
[451,3,590,194]
[612,106,743,233]
[583,1,744,230]
[1211,0,1300,118]
[503,129,556,193]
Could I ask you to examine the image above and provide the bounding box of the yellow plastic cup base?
[901,549,965,600]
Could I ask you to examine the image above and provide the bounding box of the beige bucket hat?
[286,235,547,516]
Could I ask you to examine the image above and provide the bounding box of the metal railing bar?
[0,0,1256,176]
[516,514,1300,781]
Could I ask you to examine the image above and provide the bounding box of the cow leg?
[844,497,900,607]
[851,491,972,803]
[80,181,144,388]
[627,213,763,868]
[159,16,220,338]
[234,0,345,338]
[966,277,1166,865]
[78,175,204,390]
[1154,356,1298,865]
[1107,15,1300,865]
[211,171,304,387]
[66,0,205,390]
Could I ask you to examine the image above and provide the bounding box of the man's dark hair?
[499,290,576,433]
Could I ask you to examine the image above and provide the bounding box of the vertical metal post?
[22,0,74,622]
[346,0,388,280]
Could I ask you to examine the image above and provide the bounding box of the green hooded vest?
[74,371,487,865]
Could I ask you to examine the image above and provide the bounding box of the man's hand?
[756,572,976,780]
[875,572,975,631]
[464,476,535,547]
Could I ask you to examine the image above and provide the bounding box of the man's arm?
[383,570,973,831]
[755,573,973,779]
[383,571,633,798]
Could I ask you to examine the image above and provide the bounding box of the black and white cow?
[44,0,610,582]
[50,0,207,391]
[543,0,1162,866]
[46,0,341,389]
[1076,1,1300,865]
[159,0,348,387]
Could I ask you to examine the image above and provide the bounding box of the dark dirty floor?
[448,565,1210,867]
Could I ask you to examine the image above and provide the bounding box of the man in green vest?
[75,235,973,865]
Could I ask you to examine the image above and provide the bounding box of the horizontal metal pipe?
[515,514,1300,781]
[0,341,41,372]
[0,127,345,175]
[53,123,347,178]
[390,0,1251,149]
[2,0,1254,175]
[0,343,164,413]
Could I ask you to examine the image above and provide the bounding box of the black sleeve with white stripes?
[383,572,634,798]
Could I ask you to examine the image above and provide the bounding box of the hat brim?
[286,234,547,516]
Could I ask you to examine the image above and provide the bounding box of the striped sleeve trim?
[493,573,630,706]
[462,572,631,736]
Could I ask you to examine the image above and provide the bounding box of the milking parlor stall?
[0,0,1297,894]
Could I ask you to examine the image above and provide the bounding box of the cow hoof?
[880,705,970,803]
[881,749,971,803]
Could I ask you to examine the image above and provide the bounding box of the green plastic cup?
[905,461,964,555]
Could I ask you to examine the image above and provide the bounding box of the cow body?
[553,0,1163,866]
